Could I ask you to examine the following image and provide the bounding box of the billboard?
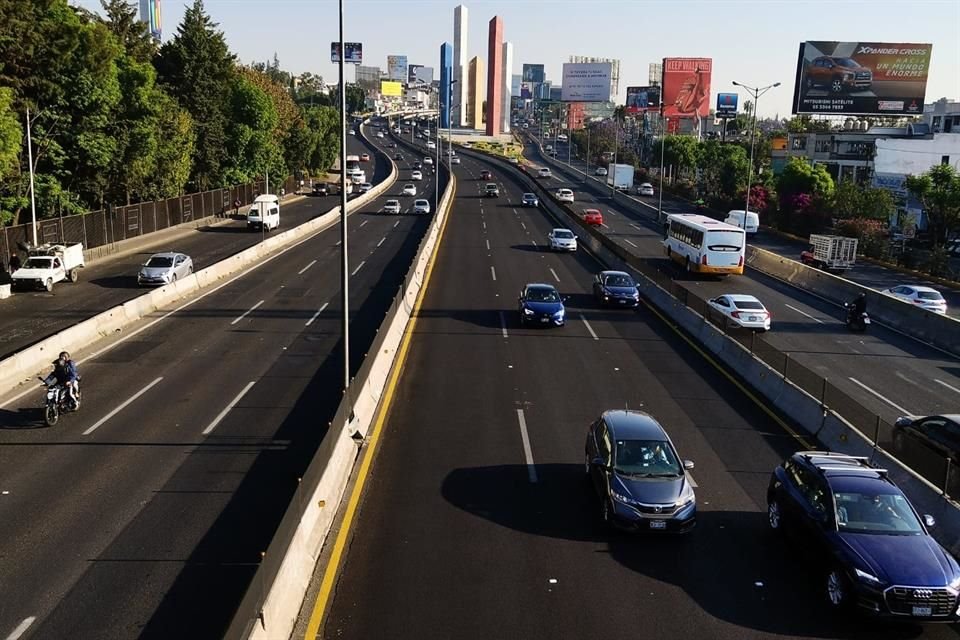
[408,64,424,84]
[331,42,362,64]
[792,41,932,115]
[414,66,434,84]
[387,55,408,81]
[716,92,738,115]
[625,86,661,113]
[380,80,402,97]
[561,62,612,102]
[522,64,545,84]
[139,0,161,40]
[662,58,712,119]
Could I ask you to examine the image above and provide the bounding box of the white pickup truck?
[11,243,85,291]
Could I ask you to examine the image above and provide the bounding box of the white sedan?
[423,157,434,165]
[426,141,436,149]
[637,183,655,197]
[383,199,401,214]
[138,252,194,286]
[413,199,431,214]
[538,168,552,178]
[707,294,771,331]
[883,285,948,314]
[411,170,423,181]
[401,184,417,196]
[556,188,575,203]
[595,167,608,176]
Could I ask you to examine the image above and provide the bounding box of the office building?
[486,16,503,136]
[649,62,662,86]
[500,42,513,133]
[467,56,485,130]
[440,42,453,129]
[454,5,469,127]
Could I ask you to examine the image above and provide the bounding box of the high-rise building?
[500,42,513,133]
[440,43,453,129]
[485,16,503,136]
[569,55,621,97]
[467,56,485,130]
[649,62,663,87]
[453,5,469,127]
[139,0,161,41]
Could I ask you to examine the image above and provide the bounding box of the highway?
[0,128,445,640]
[0,134,384,361]
[318,141,959,640]
[521,137,960,449]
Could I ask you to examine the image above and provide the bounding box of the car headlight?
[855,568,883,586]
[612,491,635,506]
[632,291,640,299]
[523,308,534,316]
[948,575,960,592]
[553,309,564,317]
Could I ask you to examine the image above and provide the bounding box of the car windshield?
[524,194,535,199]
[733,299,763,310]
[555,230,574,239]
[146,256,174,268]
[605,274,634,287]
[834,491,924,534]
[834,58,860,68]
[918,290,944,300]
[706,230,745,252]
[527,288,559,302]
[23,257,52,268]
[614,439,682,476]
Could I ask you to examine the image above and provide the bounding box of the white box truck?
[247,194,280,231]
[11,243,85,291]
[800,234,858,271]
[606,164,634,191]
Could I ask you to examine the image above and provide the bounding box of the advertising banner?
[522,64,545,84]
[331,42,363,64]
[792,41,932,115]
[380,80,402,97]
[661,58,712,119]
[716,92,738,115]
[408,64,424,84]
[414,66,434,84]
[625,86,661,114]
[561,63,612,102]
[387,55,408,81]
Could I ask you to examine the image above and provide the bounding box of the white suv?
[383,199,401,214]
[413,199,431,214]
[556,188,575,203]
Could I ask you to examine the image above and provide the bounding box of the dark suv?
[767,451,960,620]
[806,56,873,93]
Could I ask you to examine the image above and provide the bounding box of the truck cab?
[11,243,85,291]
[247,195,280,231]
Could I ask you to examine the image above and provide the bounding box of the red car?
[360,153,371,162]
[583,209,603,226]
[480,170,492,180]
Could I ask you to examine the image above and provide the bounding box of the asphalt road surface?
[318,142,960,640]
[0,133,385,361]
[0,130,446,640]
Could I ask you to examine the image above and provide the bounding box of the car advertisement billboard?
[716,92,738,115]
[561,62,612,102]
[522,64,545,84]
[661,58,712,119]
[387,55,408,81]
[331,42,363,64]
[625,86,661,113]
[380,80,402,97]
[792,41,932,115]
[408,64,423,84]
[414,66,434,84]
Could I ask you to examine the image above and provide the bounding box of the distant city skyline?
[73,0,959,118]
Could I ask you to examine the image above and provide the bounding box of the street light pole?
[732,80,780,228]
[658,116,667,223]
[25,108,38,246]
[338,0,350,391]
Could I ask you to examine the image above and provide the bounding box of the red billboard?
[792,41,932,115]
[661,58,712,119]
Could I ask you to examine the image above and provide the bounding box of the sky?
[76,0,959,118]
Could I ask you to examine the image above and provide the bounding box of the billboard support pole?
[338,0,350,392]
[658,116,666,221]
[732,81,780,227]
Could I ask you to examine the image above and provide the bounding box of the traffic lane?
[0,188,432,639]
[322,149,947,640]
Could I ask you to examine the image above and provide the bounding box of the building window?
[933,116,942,132]
[943,155,951,166]
[792,137,807,151]
[815,140,831,153]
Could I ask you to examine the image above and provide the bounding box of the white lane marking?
[305,302,329,327]
[83,377,164,435]
[687,473,698,488]
[376,237,386,248]
[624,239,638,248]
[335,240,342,246]
[512,209,518,215]
[393,220,400,228]
[351,260,366,276]
[4,618,36,640]
[297,259,317,275]
[630,223,644,231]
[601,223,610,229]
[521,222,527,230]
[785,304,824,324]
[482,220,487,230]
[848,377,912,415]
[580,314,599,340]
[500,311,508,338]
[359,220,369,228]
[490,266,497,281]
[549,268,561,283]
[515,409,538,483]
[231,300,264,326]
[935,379,960,397]
[203,380,257,435]
[895,371,924,388]
[485,239,491,251]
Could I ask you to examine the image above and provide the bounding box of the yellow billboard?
[380,80,402,97]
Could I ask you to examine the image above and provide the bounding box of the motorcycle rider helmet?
[59,351,70,361]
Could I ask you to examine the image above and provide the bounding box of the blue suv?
[767,451,960,620]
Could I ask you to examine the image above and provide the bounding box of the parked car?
[411,170,423,181]
[583,209,603,226]
[548,228,577,252]
[767,451,959,620]
[585,410,696,532]
[637,183,655,197]
[401,184,417,196]
[882,285,947,314]
[556,188,574,203]
[413,199,431,215]
[383,199,401,214]
[595,167,608,177]
[593,271,639,307]
[518,283,565,326]
[538,167,552,178]
[707,294,771,331]
[485,183,500,197]
[138,252,193,286]
[521,193,539,207]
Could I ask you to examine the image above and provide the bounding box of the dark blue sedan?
[593,270,639,307]
[518,283,565,326]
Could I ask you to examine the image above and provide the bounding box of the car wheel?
[45,278,53,292]
[171,274,177,283]
[767,499,783,532]
[685,258,693,274]
[826,567,851,610]
[831,78,843,93]
[600,498,612,525]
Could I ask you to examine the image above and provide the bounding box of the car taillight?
[730,311,741,319]
[738,255,744,267]
[701,254,708,265]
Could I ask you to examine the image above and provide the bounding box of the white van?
[248,194,280,231]
[724,210,759,234]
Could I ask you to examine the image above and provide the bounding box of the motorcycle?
[843,303,870,332]
[39,378,81,426]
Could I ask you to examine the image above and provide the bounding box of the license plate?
[619,299,628,304]
[649,520,666,530]
[912,606,932,617]
[748,316,757,321]
[540,318,549,323]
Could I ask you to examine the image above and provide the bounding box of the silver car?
[138,252,193,286]
[548,228,578,252]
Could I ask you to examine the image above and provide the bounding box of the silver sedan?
[138,252,194,286]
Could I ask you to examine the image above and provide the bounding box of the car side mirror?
[924,514,936,528]
[683,460,695,471]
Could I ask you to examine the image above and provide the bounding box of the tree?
[303,105,339,173]
[223,74,282,185]
[786,115,833,133]
[0,87,23,224]
[344,84,366,114]
[149,92,194,198]
[156,0,236,190]
[653,135,699,180]
[906,164,960,246]
[832,180,895,222]
[777,156,834,201]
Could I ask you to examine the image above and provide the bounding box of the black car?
[585,410,696,533]
[312,183,329,196]
[413,162,423,171]
[394,153,404,161]
[893,414,960,495]
[767,451,960,620]
[593,270,639,307]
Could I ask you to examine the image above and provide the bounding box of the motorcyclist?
[44,351,79,410]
